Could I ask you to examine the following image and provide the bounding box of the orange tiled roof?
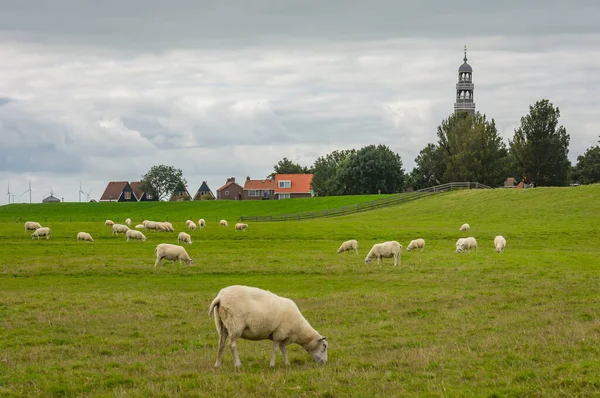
[274,174,313,193]
[243,178,276,190]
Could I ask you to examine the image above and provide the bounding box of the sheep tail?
[208,295,221,319]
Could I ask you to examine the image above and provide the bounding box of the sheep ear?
[319,336,327,341]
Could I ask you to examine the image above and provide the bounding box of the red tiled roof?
[100,181,128,201]
[274,174,313,193]
[243,178,276,190]
[217,181,243,192]
[129,181,144,200]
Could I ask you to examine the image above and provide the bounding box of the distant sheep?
[126,229,147,242]
[125,218,132,226]
[406,238,425,252]
[208,285,328,368]
[31,227,51,240]
[154,222,169,232]
[77,232,94,242]
[162,222,174,232]
[185,220,193,227]
[220,220,228,227]
[494,235,506,253]
[337,239,358,255]
[154,243,193,266]
[105,220,114,226]
[365,241,402,266]
[112,224,130,236]
[459,223,470,232]
[135,224,145,229]
[24,221,42,233]
[199,219,206,229]
[177,232,192,244]
[235,223,248,232]
[456,237,478,253]
[188,222,197,231]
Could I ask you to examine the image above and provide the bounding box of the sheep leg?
[280,344,290,365]
[215,329,228,368]
[270,341,279,367]
[229,337,242,368]
[154,258,162,267]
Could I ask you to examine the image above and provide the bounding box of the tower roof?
[459,46,472,72]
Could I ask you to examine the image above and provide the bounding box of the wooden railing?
[239,182,491,222]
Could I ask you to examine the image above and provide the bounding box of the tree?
[437,111,509,187]
[509,99,571,186]
[338,144,405,194]
[140,165,187,201]
[310,149,356,196]
[409,143,447,190]
[269,157,311,178]
[572,138,600,184]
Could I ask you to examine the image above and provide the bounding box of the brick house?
[242,176,276,200]
[216,177,244,200]
[274,174,314,199]
[100,181,137,202]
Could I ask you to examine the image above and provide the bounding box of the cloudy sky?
[1,0,599,203]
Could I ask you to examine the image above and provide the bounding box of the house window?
[279,193,291,199]
[225,190,229,196]
[124,191,131,200]
[146,193,153,200]
[248,190,259,197]
[278,180,291,189]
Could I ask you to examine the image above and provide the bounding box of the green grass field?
[1,186,599,397]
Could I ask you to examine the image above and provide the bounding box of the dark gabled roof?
[100,181,128,201]
[169,186,192,201]
[42,195,61,203]
[198,181,212,193]
[129,181,145,200]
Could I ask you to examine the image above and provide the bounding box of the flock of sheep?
[335,223,507,268]
[21,217,506,369]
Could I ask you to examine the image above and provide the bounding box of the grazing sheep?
[24,221,42,233]
[235,223,248,232]
[112,224,130,236]
[337,239,358,255]
[456,237,478,253]
[406,238,425,252]
[142,220,156,231]
[199,219,206,229]
[105,220,114,226]
[154,243,193,267]
[154,222,169,232]
[31,227,51,240]
[219,220,228,227]
[459,223,470,232]
[162,222,174,232]
[209,285,328,368]
[125,218,132,226]
[494,235,507,253]
[365,241,402,266]
[177,232,192,244]
[185,220,193,227]
[76,232,94,242]
[188,222,197,231]
[135,224,145,229]
[126,229,147,242]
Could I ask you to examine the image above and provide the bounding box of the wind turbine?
[78,180,86,203]
[85,189,92,202]
[21,181,33,204]
[7,181,12,204]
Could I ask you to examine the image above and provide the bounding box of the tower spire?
[464,45,467,62]
[454,46,475,115]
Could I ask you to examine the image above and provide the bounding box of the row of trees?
[273,99,600,195]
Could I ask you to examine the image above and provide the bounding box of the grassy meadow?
[1,186,599,397]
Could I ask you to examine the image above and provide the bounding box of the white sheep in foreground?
[235,223,248,232]
[112,224,130,236]
[406,238,425,252]
[125,218,132,226]
[24,221,42,233]
[135,224,145,229]
[77,232,94,242]
[126,229,147,242]
[219,220,228,227]
[198,219,206,229]
[208,285,328,368]
[365,241,402,266]
[105,220,114,226]
[188,222,197,231]
[494,235,507,253]
[177,232,192,245]
[31,227,51,240]
[337,239,358,255]
[456,237,478,253]
[142,220,156,231]
[154,243,193,267]
[459,223,470,232]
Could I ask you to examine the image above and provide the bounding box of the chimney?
[246,176,251,181]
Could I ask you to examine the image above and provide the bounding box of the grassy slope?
[0,185,599,397]
[0,193,392,223]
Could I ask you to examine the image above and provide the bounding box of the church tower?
[454,46,475,115]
